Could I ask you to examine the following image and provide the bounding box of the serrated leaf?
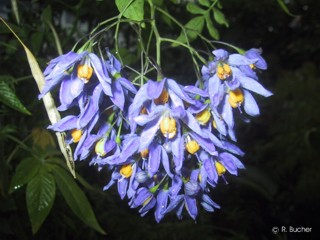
[186,3,205,14]
[213,8,229,27]
[199,0,210,7]
[0,81,31,115]
[9,157,41,193]
[26,169,56,234]
[174,16,205,46]
[205,15,219,40]
[116,0,144,22]
[53,166,106,234]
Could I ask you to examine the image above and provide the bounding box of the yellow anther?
[71,129,82,143]
[223,64,232,74]
[215,161,226,176]
[95,138,107,157]
[140,107,148,115]
[142,195,153,206]
[212,120,217,129]
[154,89,169,105]
[217,63,232,80]
[198,173,202,182]
[185,140,200,154]
[249,63,256,69]
[77,64,93,83]
[160,116,177,139]
[120,164,133,178]
[228,89,244,108]
[140,148,149,159]
[195,109,211,125]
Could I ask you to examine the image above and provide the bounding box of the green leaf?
[205,15,219,40]
[199,0,210,7]
[152,0,163,6]
[213,8,229,27]
[0,81,31,115]
[276,0,298,17]
[115,0,144,22]
[170,0,180,4]
[41,5,52,22]
[26,169,56,234]
[175,16,205,45]
[42,6,63,55]
[10,0,20,24]
[53,166,106,234]
[31,32,44,55]
[9,157,41,193]
[186,3,205,14]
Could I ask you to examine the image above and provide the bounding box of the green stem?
[160,37,206,64]
[150,174,168,193]
[210,41,245,54]
[156,7,206,86]
[148,0,162,79]
[116,119,123,145]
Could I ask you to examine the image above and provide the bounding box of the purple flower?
[105,51,137,110]
[201,48,272,140]
[39,51,112,105]
[103,162,137,200]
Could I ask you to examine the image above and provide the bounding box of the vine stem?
[155,7,207,87]
[210,40,245,54]
[148,0,162,80]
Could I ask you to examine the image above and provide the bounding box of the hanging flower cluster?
[39,47,272,222]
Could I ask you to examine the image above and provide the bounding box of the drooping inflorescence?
[39,46,272,222]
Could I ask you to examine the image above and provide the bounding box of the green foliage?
[52,165,106,235]
[9,157,41,193]
[116,0,145,21]
[0,77,31,115]
[175,16,205,44]
[177,0,229,43]
[26,166,56,234]
[276,0,298,17]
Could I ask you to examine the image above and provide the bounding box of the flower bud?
[215,161,226,176]
[160,116,177,139]
[120,164,133,178]
[71,129,82,143]
[196,109,211,125]
[77,64,93,83]
[228,89,244,108]
[135,171,149,183]
[95,138,107,157]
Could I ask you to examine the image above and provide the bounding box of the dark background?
[1,0,319,239]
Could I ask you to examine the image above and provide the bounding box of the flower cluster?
[40,47,272,222]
